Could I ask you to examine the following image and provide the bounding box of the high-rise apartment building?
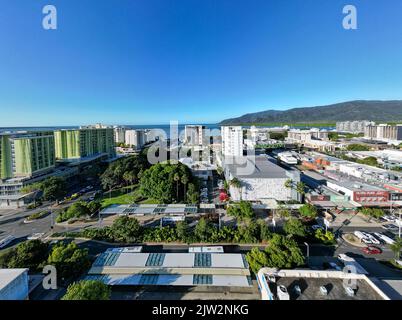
[336,121,375,133]
[54,128,115,162]
[0,132,55,180]
[184,125,206,146]
[114,126,127,144]
[125,130,146,150]
[221,126,243,157]
[364,124,402,144]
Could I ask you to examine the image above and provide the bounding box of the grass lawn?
[101,185,159,208]
[139,198,160,204]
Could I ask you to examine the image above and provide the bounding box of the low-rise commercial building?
[257,268,389,300]
[224,155,301,202]
[85,247,251,288]
[0,268,29,300]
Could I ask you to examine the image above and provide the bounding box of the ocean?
[0,123,334,137]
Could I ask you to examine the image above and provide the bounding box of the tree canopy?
[283,218,307,237]
[226,201,255,220]
[299,204,318,219]
[100,154,150,190]
[0,240,49,271]
[47,242,90,280]
[139,162,198,203]
[246,234,305,274]
[62,280,111,300]
[22,176,67,202]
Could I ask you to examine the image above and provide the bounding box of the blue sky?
[1,0,402,126]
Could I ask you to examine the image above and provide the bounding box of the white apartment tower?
[114,127,126,144]
[184,125,205,146]
[125,130,146,150]
[221,126,243,157]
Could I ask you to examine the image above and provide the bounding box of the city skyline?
[1,1,402,126]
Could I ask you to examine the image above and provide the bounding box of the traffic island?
[342,233,366,248]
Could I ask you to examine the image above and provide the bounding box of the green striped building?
[0,132,55,180]
[54,128,115,161]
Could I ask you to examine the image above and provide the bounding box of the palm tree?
[296,182,306,195]
[181,175,189,201]
[230,178,242,200]
[216,166,224,177]
[284,179,293,189]
[173,173,180,201]
[390,237,402,260]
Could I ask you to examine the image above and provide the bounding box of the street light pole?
[304,242,310,266]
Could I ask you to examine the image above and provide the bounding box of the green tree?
[173,173,180,201]
[176,221,189,242]
[276,205,290,219]
[314,229,336,245]
[284,179,293,190]
[62,280,111,300]
[47,242,90,281]
[359,208,384,221]
[139,162,196,203]
[390,237,402,260]
[256,219,272,242]
[0,240,49,271]
[299,204,318,220]
[347,144,370,151]
[186,183,199,204]
[56,201,91,222]
[227,201,255,220]
[110,216,142,242]
[41,177,67,202]
[246,234,305,274]
[296,182,306,195]
[87,200,102,215]
[245,247,269,274]
[194,218,212,242]
[283,218,307,237]
[216,166,224,176]
[181,175,189,201]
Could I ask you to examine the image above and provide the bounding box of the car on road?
[361,231,381,245]
[373,232,395,245]
[0,235,16,249]
[362,246,382,255]
[354,231,373,244]
[27,233,45,240]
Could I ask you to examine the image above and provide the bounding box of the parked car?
[311,225,324,231]
[382,224,399,232]
[382,215,397,223]
[374,232,395,245]
[362,246,382,255]
[277,285,290,300]
[361,231,381,245]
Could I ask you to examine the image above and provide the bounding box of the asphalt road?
[0,190,98,248]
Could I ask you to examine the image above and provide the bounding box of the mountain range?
[220,100,402,125]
